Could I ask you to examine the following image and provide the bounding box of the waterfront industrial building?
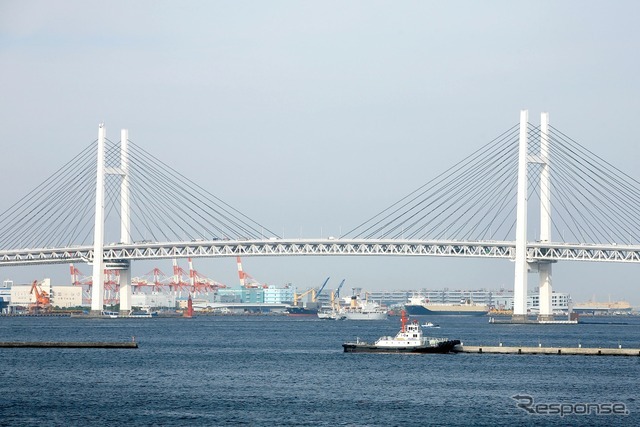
[1,277,632,316]
[367,288,572,313]
[8,279,83,311]
[130,292,177,310]
[571,300,632,315]
[0,280,11,313]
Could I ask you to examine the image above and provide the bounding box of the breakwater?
[0,341,138,348]
[455,345,639,356]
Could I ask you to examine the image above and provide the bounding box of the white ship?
[342,311,460,353]
[317,308,346,320]
[342,296,388,321]
[405,296,488,316]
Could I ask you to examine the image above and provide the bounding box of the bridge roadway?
[1,238,640,267]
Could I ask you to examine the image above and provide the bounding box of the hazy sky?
[1,1,639,305]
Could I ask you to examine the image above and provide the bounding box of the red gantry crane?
[132,267,172,293]
[188,258,227,294]
[132,259,227,296]
[29,280,52,313]
[70,264,92,304]
[236,256,267,288]
[69,264,120,304]
[170,259,191,295]
[103,269,120,305]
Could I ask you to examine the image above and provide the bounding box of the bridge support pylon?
[537,262,554,321]
[90,124,107,316]
[89,125,133,316]
[512,110,529,322]
[117,129,132,316]
[537,112,555,321]
[512,111,557,322]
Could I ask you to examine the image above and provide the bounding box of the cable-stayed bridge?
[1,111,639,318]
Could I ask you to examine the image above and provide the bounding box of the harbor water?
[1,315,639,426]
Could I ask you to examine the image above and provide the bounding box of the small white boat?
[318,309,347,320]
[421,322,440,328]
[101,310,119,318]
[127,310,157,318]
[100,310,157,319]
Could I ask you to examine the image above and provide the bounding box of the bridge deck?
[1,239,640,266]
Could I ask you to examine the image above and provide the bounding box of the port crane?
[331,279,346,311]
[188,258,227,293]
[29,280,52,313]
[315,276,330,300]
[70,264,121,304]
[293,277,330,306]
[70,264,92,303]
[131,260,192,294]
[170,259,191,293]
[132,267,171,293]
[236,257,266,288]
[293,287,314,306]
[131,258,226,296]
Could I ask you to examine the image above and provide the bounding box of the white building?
[374,287,572,313]
[1,280,12,313]
[10,278,83,308]
[10,279,51,306]
[130,292,176,309]
[51,286,83,308]
[492,289,570,313]
[263,286,295,304]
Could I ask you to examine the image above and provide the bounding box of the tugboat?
[342,311,460,354]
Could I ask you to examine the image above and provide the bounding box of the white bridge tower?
[512,111,555,322]
[90,125,132,316]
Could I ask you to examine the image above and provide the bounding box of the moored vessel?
[99,309,158,319]
[101,310,119,318]
[342,296,388,320]
[405,296,488,316]
[287,306,319,317]
[317,308,346,320]
[342,311,461,353]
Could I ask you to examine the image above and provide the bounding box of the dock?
[455,345,640,356]
[0,313,72,317]
[489,317,578,325]
[0,341,138,348]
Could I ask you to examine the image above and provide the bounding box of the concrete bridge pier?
[118,264,132,316]
[537,262,554,321]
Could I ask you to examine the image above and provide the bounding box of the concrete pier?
[489,317,578,325]
[455,345,639,356]
[0,341,138,348]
